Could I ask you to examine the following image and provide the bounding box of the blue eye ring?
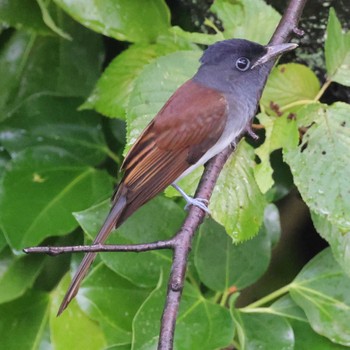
[235,57,250,71]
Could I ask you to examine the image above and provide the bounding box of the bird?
[58,38,297,315]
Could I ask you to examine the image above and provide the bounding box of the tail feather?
[57,194,127,316]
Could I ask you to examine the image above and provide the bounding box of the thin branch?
[23,240,174,255]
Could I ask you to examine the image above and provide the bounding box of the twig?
[23,240,174,255]
[24,0,308,348]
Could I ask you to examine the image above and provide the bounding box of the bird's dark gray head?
[193,39,296,96]
[199,39,266,67]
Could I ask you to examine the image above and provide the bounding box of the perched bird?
[58,38,297,315]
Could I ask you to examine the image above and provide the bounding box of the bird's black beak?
[251,43,298,69]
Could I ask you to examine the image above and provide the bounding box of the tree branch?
[24,0,308,349]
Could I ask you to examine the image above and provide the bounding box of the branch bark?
[24,0,308,349]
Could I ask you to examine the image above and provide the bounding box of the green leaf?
[311,212,350,277]
[0,290,49,350]
[290,319,349,350]
[261,64,320,116]
[0,147,10,176]
[292,102,326,128]
[0,0,51,35]
[52,0,170,43]
[0,248,45,304]
[0,96,108,165]
[284,102,350,231]
[233,311,294,350]
[325,8,350,86]
[50,274,106,350]
[133,281,234,350]
[195,219,271,291]
[211,0,280,44]
[0,146,113,250]
[262,203,282,247]
[211,141,266,241]
[76,263,150,341]
[36,0,72,39]
[290,248,350,346]
[269,296,347,349]
[0,230,6,252]
[131,275,163,350]
[255,113,299,193]
[176,284,234,350]
[170,26,224,46]
[270,295,308,322]
[83,39,198,119]
[0,18,103,116]
[126,50,201,152]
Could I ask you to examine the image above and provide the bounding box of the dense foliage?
[0,0,349,349]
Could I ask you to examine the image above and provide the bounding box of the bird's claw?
[184,197,210,214]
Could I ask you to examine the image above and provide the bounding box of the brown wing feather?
[117,79,228,221]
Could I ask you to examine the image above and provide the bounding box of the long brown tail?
[57,193,127,316]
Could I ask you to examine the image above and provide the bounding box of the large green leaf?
[284,102,350,231]
[290,248,350,346]
[261,64,320,116]
[0,230,6,252]
[211,141,266,241]
[0,96,108,165]
[211,0,280,44]
[311,212,350,277]
[262,203,282,247]
[290,319,349,350]
[74,196,184,287]
[254,113,299,193]
[133,281,234,350]
[0,0,51,35]
[53,0,170,43]
[170,26,224,46]
[269,295,308,322]
[325,8,350,86]
[233,310,294,350]
[195,219,271,292]
[0,146,113,250]
[0,18,102,116]
[75,264,150,341]
[0,290,49,350]
[0,248,45,304]
[50,274,106,350]
[83,39,198,119]
[268,297,348,350]
[0,147,9,177]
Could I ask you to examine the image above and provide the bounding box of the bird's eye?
[235,57,250,71]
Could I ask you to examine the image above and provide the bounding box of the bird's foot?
[172,184,211,214]
[184,197,210,214]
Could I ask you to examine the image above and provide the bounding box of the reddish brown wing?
[117,79,228,220]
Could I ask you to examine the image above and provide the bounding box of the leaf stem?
[242,284,291,309]
[279,99,315,112]
[213,291,222,304]
[314,79,332,102]
[220,289,230,307]
[103,147,121,164]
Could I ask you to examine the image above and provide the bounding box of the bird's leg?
[246,123,259,140]
[171,184,210,214]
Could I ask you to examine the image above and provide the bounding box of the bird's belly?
[175,101,251,182]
